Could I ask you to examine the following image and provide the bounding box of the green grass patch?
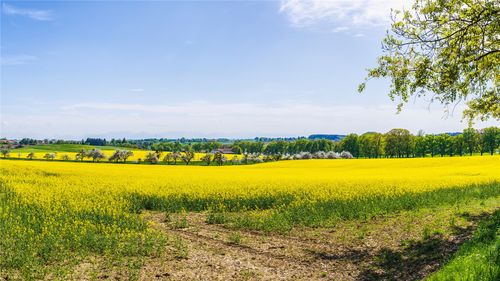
[426,210,499,281]
[127,181,500,233]
[229,182,500,232]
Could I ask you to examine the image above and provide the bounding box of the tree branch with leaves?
[360,0,499,122]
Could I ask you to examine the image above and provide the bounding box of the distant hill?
[308,134,346,141]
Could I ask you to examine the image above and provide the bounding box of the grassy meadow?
[0,156,499,279]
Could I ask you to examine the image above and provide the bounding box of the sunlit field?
[1,156,499,279]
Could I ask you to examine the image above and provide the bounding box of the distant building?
[0,139,19,147]
[211,148,235,154]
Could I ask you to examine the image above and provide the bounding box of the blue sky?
[1,0,496,139]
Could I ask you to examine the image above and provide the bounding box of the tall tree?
[360,0,499,122]
[453,134,466,156]
[479,126,499,155]
[340,134,360,158]
[358,133,384,158]
[436,134,452,157]
[358,134,372,158]
[414,135,427,157]
[385,129,414,158]
[424,135,438,157]
[463,127,479,155]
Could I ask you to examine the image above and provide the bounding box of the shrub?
[340,151,354,159]
[326,151,340,159]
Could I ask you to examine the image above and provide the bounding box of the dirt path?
[141,213,346,280]
[137,209,486,281]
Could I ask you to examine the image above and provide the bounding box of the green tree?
[424,135,437,157]
[152,143,164,158]
[231,145,242,154]
[173,142,183,153]
[192,142,203,152]
[264,141,288,160]
[203,141,221,152]
[358,133,384,158]
[385,129,414,158]
[358,134,371,158]
[340,134,359,158]
[360,0,499,122]
[414,135,427,157]
[436,134,452,157]
[453,134,465,156]
[479,126,499,155]
[463,128,479,155]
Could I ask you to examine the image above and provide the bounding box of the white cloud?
[331,26,349,33]
[129,88,145,92]
[280,0,407,28]
[2,100,497,139]
[0,54,37,65]
[2,3,53,21]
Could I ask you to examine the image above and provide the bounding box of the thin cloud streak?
[2,3,53,21]
[0,54,37,65]
[129,88,145,92]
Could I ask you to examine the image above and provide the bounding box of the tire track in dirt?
[187,220,371,264]
[141,208,485,281]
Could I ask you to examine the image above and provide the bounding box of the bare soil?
[136,208,489,281]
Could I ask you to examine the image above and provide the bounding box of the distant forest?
[13,126,499,158]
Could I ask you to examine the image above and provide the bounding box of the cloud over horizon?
[2,100,496,139]
[0,54,37,65]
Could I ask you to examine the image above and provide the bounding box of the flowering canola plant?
[0,156,499,277]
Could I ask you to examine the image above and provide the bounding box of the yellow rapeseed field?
[2,156,498,202]
[0,156,499,277]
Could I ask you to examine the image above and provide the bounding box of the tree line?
[131,126,499,158]
[288,127,498,158]
[237,126,499,159]
[6,126,499,161]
